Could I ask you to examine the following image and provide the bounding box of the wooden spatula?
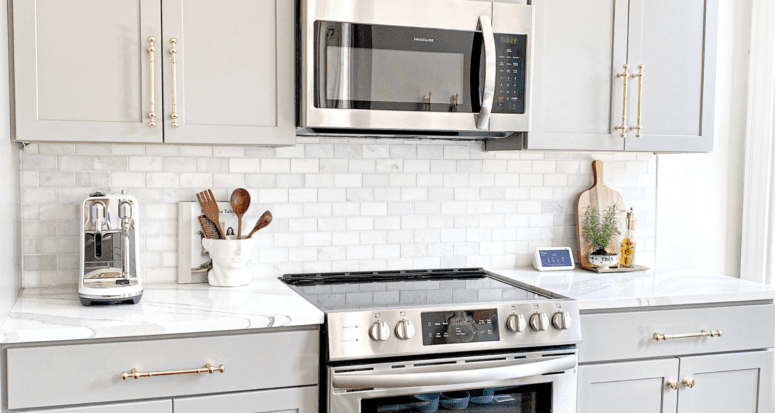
[198,215,221,240]
[196,189,225,240]
[575,160,625,269]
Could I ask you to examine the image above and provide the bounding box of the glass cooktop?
[281,268,550,311]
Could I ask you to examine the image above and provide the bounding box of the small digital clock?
[533,247,575,271]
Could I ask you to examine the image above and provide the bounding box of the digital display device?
[533,247,575,271]
[421,309,499,346]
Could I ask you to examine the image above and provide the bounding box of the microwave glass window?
[326,47,466,107]
[361,383,551,412]
[315,21,483,113]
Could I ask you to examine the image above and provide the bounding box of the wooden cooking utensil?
[230,188,251,239]
[198,215,221,240]
[246,211,273,239]
[575,160,625,269]
[196,189,225,240]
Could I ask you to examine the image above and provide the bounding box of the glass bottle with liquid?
[619,208,637,268]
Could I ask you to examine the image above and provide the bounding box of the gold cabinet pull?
[666,379,678,390]
[682,377,695,388]
[629,65,644,137]
[169,38,179,128]
[121,363,224,380]
[653,329,722,341]
[147,37,156,127]
[614,65,629,138]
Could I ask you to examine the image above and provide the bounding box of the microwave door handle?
[476,15,496,130]
[331,355,576,389]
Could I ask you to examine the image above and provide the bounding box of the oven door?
[300,0,533,134]
[328,351,576,413]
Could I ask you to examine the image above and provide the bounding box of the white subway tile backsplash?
[20,141,657,285]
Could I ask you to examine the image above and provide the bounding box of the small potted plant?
[582,204,621,269]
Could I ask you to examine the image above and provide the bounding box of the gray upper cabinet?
[161,0,295,146]
[11,0,295,146]
[526,0,628,151]
[11,0,163,143]
[525,0,717,153]
[624,0,717,152]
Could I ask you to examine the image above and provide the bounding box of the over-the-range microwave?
[297,0,534,138]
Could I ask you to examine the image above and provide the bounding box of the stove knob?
[529,313,549,331]
[395,320,415,340]
[552,311,572,330]
[506,314,526,333]
[369,321,390,342]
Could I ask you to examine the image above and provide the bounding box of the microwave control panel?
[421,309,499,346]
[493,34,527,115]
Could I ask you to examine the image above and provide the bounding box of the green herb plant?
[582,204,620,255]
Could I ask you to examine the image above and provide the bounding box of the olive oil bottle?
[619,208,637,268]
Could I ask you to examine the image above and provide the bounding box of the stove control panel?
[421,309,499,346]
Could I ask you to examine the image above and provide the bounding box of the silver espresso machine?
[79,190,143,306]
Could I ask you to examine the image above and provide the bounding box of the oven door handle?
[476,15,496,130]
[331,355,576,389]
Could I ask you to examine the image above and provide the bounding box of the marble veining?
[0,279,324,344]
[488,264,775,311]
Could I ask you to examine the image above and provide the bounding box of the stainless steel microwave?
[297,0,534,138]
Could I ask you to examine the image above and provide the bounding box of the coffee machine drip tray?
[83,268,139,289]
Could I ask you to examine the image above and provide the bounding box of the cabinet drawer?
[7,328,319,410]
[578,304,775,363]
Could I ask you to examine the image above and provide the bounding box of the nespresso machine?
[79,190,143,306]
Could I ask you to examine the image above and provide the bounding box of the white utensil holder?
[201,237,256,287]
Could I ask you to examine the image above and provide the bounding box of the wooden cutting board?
[575,160,626,269]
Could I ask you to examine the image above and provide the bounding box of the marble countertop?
[488,264,775,311]
[0,279,324,344]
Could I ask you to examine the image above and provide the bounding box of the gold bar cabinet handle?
[653,329,722,341]
[147,37,156,127]
[169,38,179,128]
[629,65,644,137]
[122,363,224,380]
[666,379,678,390]
[614,64,629,138]
[683,378,695,388]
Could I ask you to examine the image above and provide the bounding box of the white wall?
[656,0,751,278]
[0,0,22,316]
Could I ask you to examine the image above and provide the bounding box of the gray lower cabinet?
[24,401,172,413]
[525,0,717,153]
[174,386,317,413]
[578,358,678,413]
[10,0,295,146]
[11,0,164,143]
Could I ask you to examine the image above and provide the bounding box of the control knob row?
[505,312,572,333]
[369,320,416,342]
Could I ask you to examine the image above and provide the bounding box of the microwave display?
[494,34,527,114]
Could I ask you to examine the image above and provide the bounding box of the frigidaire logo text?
[413,37,434,42]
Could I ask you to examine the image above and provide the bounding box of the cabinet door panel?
[162,0,295,146]
[677,351,773,413]
[625,0,716,152]
[526,0,628,151]
[12,0,163,143]
[578,358,678,413]
[174,386,317,413]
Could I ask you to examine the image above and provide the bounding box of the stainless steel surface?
[369,321,390,342]
[476,15,495,130]
[394,319,416,340]
[326,301,580,362]
[530,312,549,331]
[552,311,571,330]
[328,349,577,413]
[89,201,108,232]
[506,313,526,333]
[332,354,576,389]
[299,0,534,135]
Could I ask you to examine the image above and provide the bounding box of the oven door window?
[314,21,484,113]
[360,383,551,412]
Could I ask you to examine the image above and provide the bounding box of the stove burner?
[282,268,489,286]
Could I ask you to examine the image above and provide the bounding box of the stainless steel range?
[282,268,581,413]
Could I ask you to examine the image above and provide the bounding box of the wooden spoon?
[246,211,273,239]
[230,188,251,239]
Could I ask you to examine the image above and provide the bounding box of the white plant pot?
[201,238,256,287]
[588,253,619,270]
